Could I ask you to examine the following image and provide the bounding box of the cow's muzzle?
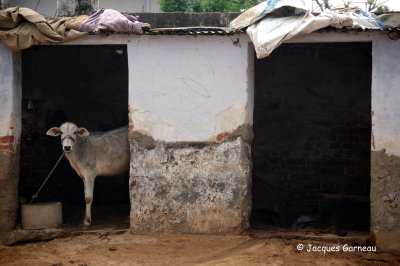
[62,135,75,153]
[64,146,71,152]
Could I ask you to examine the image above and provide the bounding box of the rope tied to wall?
[29,152,65,204]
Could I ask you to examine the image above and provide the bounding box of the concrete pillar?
[57,0,99,17]
[0,43,21,235]
[371,37,400,255]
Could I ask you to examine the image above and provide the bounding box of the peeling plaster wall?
[371,38,400,254]
[128,35,253,233]
[129,134,251,234]
[371,150,400,254]
[0,43,21,235]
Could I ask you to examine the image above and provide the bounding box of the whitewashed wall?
[127,35,253,142]
[371,38,400,156]
[0,43,21,142]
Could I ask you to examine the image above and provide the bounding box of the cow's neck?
[64,137,85,178]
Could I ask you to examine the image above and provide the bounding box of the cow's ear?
[77,127,90,136]
[46,127,61,136]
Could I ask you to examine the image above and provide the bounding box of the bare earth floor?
[1,227,400,266]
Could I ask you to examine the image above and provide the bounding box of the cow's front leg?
[82,174,96,228]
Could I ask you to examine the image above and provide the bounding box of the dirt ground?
[1,228,399,266]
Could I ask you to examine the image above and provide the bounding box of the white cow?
[47,122,129,227]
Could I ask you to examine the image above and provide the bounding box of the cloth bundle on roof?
[0,7,85,51]
[76,8,143,33]
[377,13,400,29]
[230,0,387,59]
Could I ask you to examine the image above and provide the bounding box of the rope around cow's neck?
[29,152,65,204]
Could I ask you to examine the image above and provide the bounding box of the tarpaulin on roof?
[0,7,85,51]
[0,7,148,51]
[230,0,386,59]
[377,13,400,29]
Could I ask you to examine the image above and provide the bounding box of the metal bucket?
[21,202,62,230]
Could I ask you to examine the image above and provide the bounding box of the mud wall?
[371,37,400,254]
[0,44,21,235]
[127,35,253,234]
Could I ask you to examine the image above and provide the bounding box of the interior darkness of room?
[252,42,372,232]
[20,45,129,227]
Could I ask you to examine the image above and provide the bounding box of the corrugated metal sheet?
[144,27,240,35]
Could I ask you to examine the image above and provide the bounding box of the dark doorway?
[20,45,129,228]
[252,43,371,232]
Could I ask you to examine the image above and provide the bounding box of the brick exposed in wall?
[0,136,15,151]
[0,136,14,143]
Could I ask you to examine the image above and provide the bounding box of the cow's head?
[46,122,89,153]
